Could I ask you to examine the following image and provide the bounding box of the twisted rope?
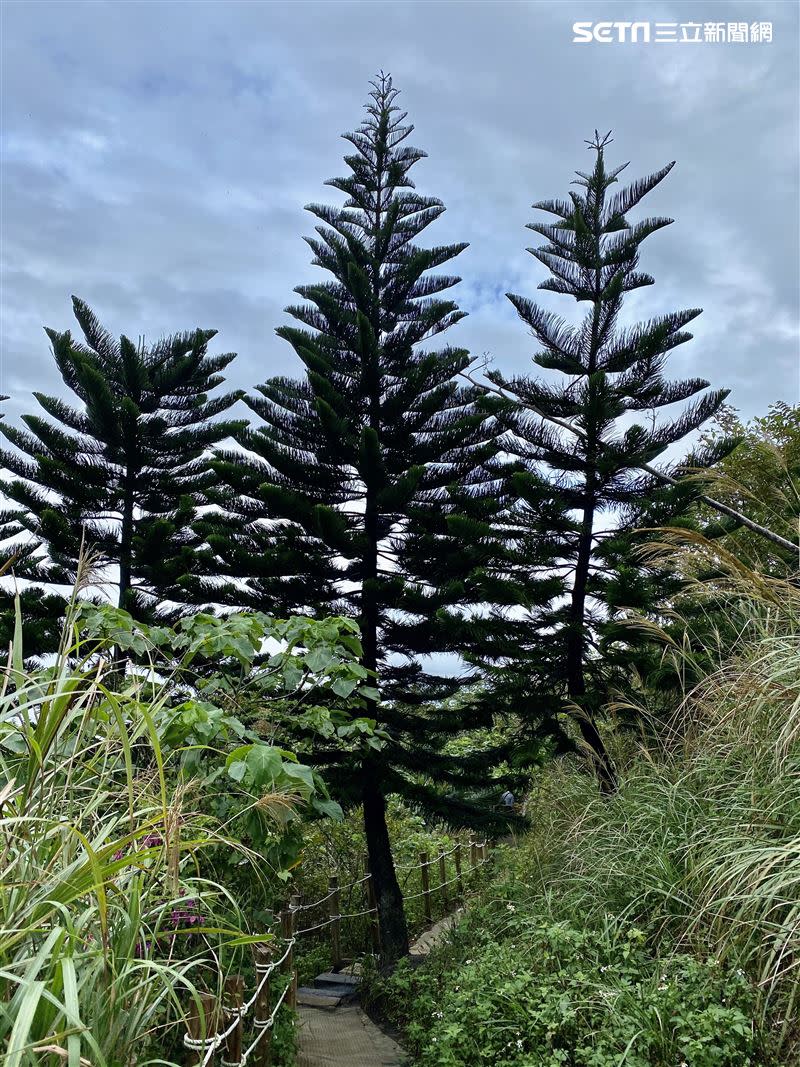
[292,872,372,913]
[295,915,338,936]
[335,905,378,920]
[183,939,295,1067]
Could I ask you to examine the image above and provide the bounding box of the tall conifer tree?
[0,298,243,627]
[486,133,733,788]
[205,75,507,960]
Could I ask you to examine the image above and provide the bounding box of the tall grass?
[514,540,800,1058]
[0,580,271,1066]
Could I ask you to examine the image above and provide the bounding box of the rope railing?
[291,871,372,911]
[183,936,296,1067]
[184,836,495,1064]
[336,905,378,920]
[293,914,338,937]
[238,976,291,1065]
[290,837,493,955]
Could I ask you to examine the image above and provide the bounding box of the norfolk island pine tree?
[200,75,517,962]
[0,298,244,642]
[481,132,735,790]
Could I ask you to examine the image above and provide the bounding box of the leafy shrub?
[0,582,375,1065]
[382,916,758,1067]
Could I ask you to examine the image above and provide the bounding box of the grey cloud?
[1,0,797,431]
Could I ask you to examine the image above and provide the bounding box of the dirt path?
[295,911,462,1067]
[296,1004,405,1067]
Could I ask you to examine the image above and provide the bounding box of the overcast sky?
[1,0,798,433]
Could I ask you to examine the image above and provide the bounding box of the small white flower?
[506,903,516,912]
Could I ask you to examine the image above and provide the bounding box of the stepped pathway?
[295,912,462,1067]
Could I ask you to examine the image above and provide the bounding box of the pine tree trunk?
[356,134,409,962]
[567,486,617,793]
[362,758,409,964]
[567,364,618,793]
[361,463,410,960]
[565,216,618,795]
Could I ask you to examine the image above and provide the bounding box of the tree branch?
[462,362,797,555]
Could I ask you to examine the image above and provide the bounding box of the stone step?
[296,986,348,1011]
[297,972,361,1010]
[314,971,361,990]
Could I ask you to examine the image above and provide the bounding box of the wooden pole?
[469,836,477,869]
[253,945,273,1067]
[224,975,244,1067]
[203,992,218,1063]
[281,899,298,1011]
[454,842,463,898]
[185,996,202,1067]
[290,893,300,1005]
[438,851,449,912]
[420,851,432,924]
[328,875,342,971]
[186,991,217,1067]
[363,853,381,955]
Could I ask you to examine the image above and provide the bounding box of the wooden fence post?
[419,851,432,924]
[186,997,202,1067]
[469,836,476,870]
[454,842,463,898]
[281,898,298,1011]
[328,875,342,971]
[224,975,244,1067]
[363,854,381,955]
[438,851,449,912]
[186,991,218,1067]
[253,944,273,1067]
